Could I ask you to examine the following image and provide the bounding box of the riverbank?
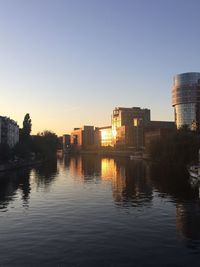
[69,149,150,159]
[0,159,43,172]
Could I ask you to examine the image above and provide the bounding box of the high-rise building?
[172,72,200,130]
[0,116,19,147]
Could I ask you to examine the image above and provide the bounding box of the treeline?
[148,127,200,165]
[0,114,59,163]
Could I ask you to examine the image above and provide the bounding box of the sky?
[1,0,200,135]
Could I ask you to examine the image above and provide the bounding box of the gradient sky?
[1,0,200,135]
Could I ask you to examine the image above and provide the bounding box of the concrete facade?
[111,107,151,149]
[71,126,95,150]
[0,116,19,148]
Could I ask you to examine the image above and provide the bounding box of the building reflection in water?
[1,155,200,249]
[63,155,153,207]
[109,158,152,207]
[150,163,200,248]
[176,203,200,241]
[66,155,101,183]
[63,155,200,247]
[176,180,200,249]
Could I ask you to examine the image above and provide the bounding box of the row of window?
[175,103,198,128]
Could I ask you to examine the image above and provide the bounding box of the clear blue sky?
[1,0,200,135]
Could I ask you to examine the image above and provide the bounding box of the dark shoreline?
[0,160,43,173]
[71,149,149,159]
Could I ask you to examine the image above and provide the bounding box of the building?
[95,126,113,147]
[145,128,175,150]
[0,116,19,148]
[111,107,151,149]
[172,72,200,130]
[146,121,175,130]
[68,107,175,151]
[71,126,95,150]
[116,123,144,149]
[144,121,175,149]
[112,107,150,130]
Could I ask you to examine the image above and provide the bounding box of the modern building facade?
[112,107,151,130]
[0,116,19,147]
[95,126,113,147]
[111,107,151,149]
[71,126,95,150]
[69,107,175,151]
[172,72,200,130]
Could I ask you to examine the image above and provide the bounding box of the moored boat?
[188,149,200,181]
[188,165,200,180]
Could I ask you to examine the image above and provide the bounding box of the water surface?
[0,155,200,266]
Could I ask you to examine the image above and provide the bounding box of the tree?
[31,131,59,159]
[21,113,32,140]
[148,130,200,165]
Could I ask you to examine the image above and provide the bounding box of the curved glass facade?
[172,72,200,130]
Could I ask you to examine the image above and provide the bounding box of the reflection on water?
[0,155,200,265]
[0,169,32,210]
[32,160,58,190]
[60,155,200,241]
[61,155,200,241]
[61,155,153,206]
[0,161,58,211]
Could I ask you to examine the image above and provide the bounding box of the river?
[0,155,200,266]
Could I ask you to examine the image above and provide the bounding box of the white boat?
[188,149,200,181]
[188,165,200,180]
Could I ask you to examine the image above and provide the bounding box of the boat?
[188,165,200,179]
[130,151,143,160]
[188,149,200,181]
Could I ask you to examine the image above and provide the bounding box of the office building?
[71,126,95,150]
[112,107,151,129]
[172,72,200,130]
[0,116,19,147]
[111,107,151,149]
[95,126,113,147]
[69,107,175,151]
[144,120,175,149]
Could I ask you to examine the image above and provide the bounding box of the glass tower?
[172,72,200,130]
